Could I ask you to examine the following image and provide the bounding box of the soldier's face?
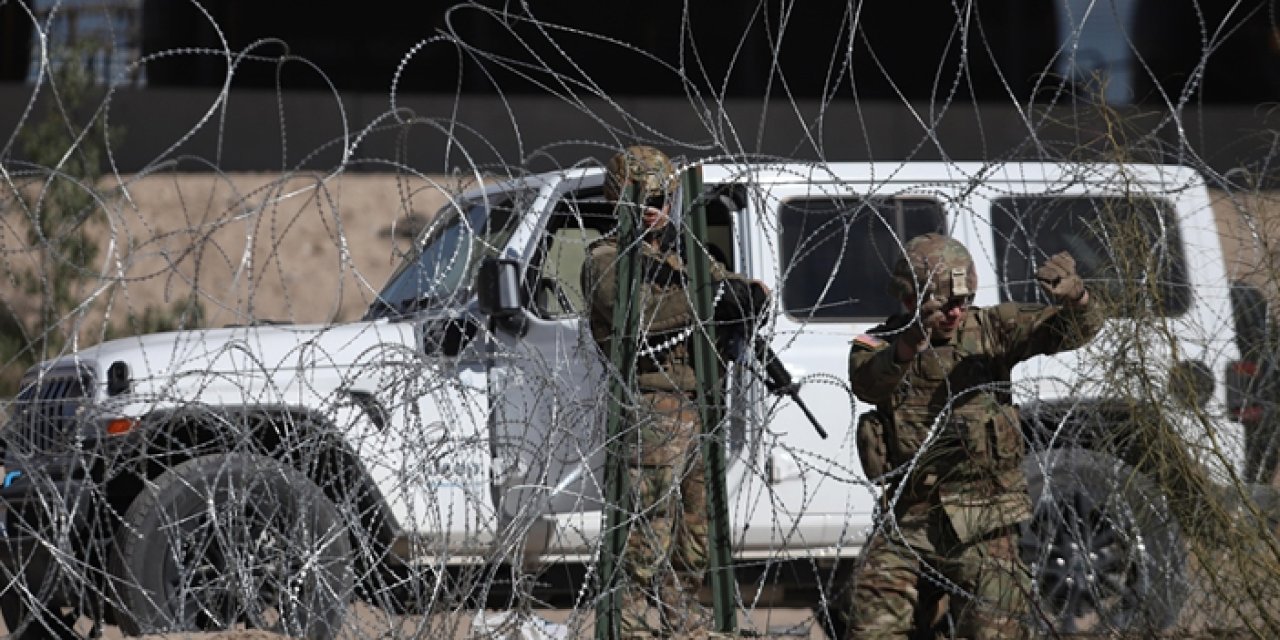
[641,192,671,231]
[904,293,972,341]
[933,295,971,338]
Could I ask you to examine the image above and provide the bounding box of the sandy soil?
[1,603,826,639]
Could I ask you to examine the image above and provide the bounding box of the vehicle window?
[367,189,534,319]
[779,197,947,321]
[537,220,606,318]
[533,185,741,319]
[991,196,1190,316]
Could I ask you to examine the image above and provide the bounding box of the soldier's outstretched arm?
[1000,251,1106,359]
[995,296,1104,363]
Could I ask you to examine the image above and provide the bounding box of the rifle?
[712,277,828,439]
[738,334,829,440]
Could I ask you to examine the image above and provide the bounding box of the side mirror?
[476,258,528,336]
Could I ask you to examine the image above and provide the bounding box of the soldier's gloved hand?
[1036,251,1086,304]
[714,278,770,328]
[899,297,944,355]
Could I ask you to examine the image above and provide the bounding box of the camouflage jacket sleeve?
[708,257,740,283]
[990,296,1104,364]
[581,241,615,327]
[848,319,910,405]
[582,240,696,335]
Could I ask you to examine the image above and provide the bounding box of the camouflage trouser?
[842,494,1032,640]
[620,390,709,637]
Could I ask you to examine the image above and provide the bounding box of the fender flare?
[131,402,404,547]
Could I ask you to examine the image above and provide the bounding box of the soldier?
[843,233,1104,639]
[582,145,765,638]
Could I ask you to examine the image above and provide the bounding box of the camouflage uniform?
[844,234,1103,639]
[582,145,747,637]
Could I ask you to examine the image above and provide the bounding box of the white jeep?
[0,161,1247,637]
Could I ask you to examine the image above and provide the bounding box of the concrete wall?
[2,81,1278,343]
[2,85,1278,178]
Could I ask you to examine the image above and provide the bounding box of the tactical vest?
[880,308,1024,490]
[585,238,699,392]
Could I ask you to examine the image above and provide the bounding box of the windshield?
[366,188,533,319]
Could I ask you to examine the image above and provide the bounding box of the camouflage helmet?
[603,145,675,202]
[888,233,977,300]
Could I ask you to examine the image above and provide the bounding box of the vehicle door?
[486,174,761,556]
[486,173,613,547]
[359,185,534,553]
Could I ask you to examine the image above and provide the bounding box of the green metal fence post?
[681,166,738,634]
[595,181,643,640]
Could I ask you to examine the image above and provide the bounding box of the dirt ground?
[1,603,825,639]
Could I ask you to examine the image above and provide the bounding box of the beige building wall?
[0,172,461,348]
[1212,188,1280,307]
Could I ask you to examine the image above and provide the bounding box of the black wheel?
[0,480,108,639]
[1021,448,1187,634]
[109,453,354,639]
[0,581,89,639]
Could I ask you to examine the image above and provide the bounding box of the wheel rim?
[1021,485,1149,632]
[160,485,310,634]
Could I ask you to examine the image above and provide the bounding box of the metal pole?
[595,181,643,640]
[680,166,738,634]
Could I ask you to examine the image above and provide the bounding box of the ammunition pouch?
[856,410,890,482]
[939,486,1032,544]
